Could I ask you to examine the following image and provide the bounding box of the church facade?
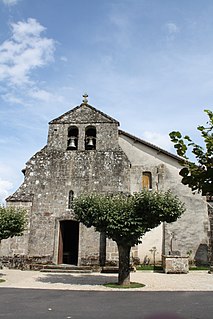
[1,97,210,267]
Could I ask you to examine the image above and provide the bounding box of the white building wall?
[119,134,209,265]
[138,224,163,264]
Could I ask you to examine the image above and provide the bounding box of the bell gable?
[49,103,119,125]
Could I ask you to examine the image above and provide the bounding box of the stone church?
[1,95,210,268]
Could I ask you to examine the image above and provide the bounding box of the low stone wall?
[162,255,189,274]
[0,255,53,270]
[0,254,118,270]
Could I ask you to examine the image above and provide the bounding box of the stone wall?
[4,104,131,267]
[2,103,210,268]
[162,255,189,274]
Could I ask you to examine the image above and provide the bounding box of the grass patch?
[104,282,145,289]
[136,265,163,271]
[189,266,209,271]
[137,265,210,271]
[0,279,5,283]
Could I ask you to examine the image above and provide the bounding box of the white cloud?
[0,138,7,144]
[1,0,19,5]
[28,88,64,103]
[2,92,25,105]
[0,18,55,86]
[1,85,64,106]
[28,88,54,102]
[165,22,180,35]
[110,12,129,29]
[142,131,173,152]
[107,11,132,48]
[0,178,13,204]
[60,56,68,62]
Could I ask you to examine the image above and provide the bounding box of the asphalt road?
[0,288,213,319]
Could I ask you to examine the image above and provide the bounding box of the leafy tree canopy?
[73,190,185,285]
[170,110,213,196]
[0,206,26,241]
[73,190,185,247]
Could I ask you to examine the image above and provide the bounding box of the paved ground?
[1,270,213,318]
[0,268,213,291]
[0,288,213,319]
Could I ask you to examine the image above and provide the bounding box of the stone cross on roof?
[82,93,88,104]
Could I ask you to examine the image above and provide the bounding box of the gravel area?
[0,269,213,291]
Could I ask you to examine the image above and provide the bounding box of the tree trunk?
[117,243,131,286]
[99,232,106,266]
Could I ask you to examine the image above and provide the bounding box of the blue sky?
[0,0,212,202]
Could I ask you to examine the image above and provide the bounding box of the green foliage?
[74,190,184,286]
[189,266,209,271]
[0,206,27,241]
[103,282,145,289]
[136,265,163,271]
[169,110,213,196]
[73,190,185,247]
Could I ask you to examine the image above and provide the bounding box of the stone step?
[40,264,94,273]
[40,268,92,273]
[42,264,92,270]
[101,266,119,273]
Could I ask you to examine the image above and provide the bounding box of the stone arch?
[85,126,96,150]
[67,126,78,150]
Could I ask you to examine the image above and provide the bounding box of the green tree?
[0,206,26,241]
[73,190,185,286]
[169,110,213,196]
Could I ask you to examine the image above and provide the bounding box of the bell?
[87,137,94,147]
[68,137,76,148]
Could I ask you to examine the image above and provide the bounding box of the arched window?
[85,126,96,150]
[67,126,78,150]
[68,190,74,209]
[142,172,152,190]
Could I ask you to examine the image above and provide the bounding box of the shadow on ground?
[37,273,117,285]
